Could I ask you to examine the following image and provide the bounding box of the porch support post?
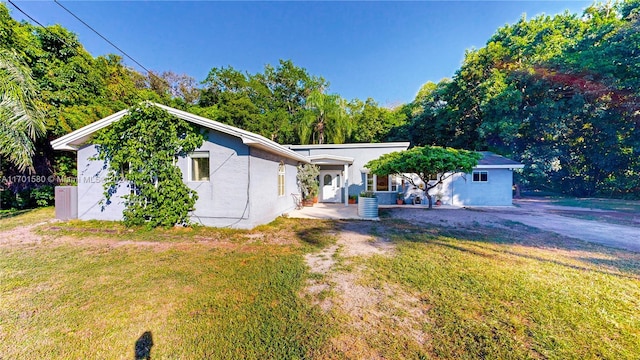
[344,163,349,207]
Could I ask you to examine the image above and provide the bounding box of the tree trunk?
[425,192,433,209]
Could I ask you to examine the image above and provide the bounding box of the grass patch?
[4,208,639,358]
[361,219,640,359]
[0,215,337,358]
[0,207,54,230]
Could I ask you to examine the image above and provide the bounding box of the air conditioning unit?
[55,186,78,220]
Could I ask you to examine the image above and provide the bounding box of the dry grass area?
[2,205,640,359]
[300,209,640,359]
[0,214,338,359]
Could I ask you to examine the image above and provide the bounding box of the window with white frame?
[364,173,402,191]
[472,171,488,182]
[366,173,374,191]
[391,175,402,192]
[278,163,285,196]
[190,152,210,181]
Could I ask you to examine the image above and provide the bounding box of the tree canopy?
[365,146,481,208]
[2,0,639,210]
[0,49,45,171]
[401,0,640,198]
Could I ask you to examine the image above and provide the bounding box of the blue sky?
[7,1,593,105]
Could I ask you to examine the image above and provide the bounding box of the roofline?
[476,164,525,169]
[50,108,129,151]
[50,102,309,163]
[287,142,410,150]
[308,154,354,165]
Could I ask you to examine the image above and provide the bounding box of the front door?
[320,171,341,202]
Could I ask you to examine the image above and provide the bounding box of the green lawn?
[361,220,640,359]
[1,215,337,359]
[1,208,639,359]
[0,206,55,230]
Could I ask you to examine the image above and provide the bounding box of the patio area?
[284,202,445,220]
[286,203,365,220]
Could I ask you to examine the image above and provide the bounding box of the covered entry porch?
[308,154,353,206]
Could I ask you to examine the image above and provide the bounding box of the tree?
[0,49,45,171]
[348,98,407,143]
[299,90,350,144]
[93,104,204,228]
[199,60,327,144]
[365,146,481,208]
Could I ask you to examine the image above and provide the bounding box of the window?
[278,163,286,196]
[391,175,403,192]
[472,171,488,182]
[119,162,130,180]
[324,174,332,186]
[364,173,401,191]
[366,173,374,191]
[376,175,389,191]
[190,152,210,181]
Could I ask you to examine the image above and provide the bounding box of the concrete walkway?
[286,203,369,220]
[285,202,461,220]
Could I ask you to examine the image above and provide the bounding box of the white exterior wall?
[247,148,299,227]
[76,129,300,229]
[289,143,410,204]
[443,168,515,206]
[77,144,127,221]
[177,130,252,228]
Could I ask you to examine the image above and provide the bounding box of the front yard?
[1,205,639,358]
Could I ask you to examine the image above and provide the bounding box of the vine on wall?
[93,104,204,228]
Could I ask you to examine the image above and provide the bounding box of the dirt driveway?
[387,198,640,253]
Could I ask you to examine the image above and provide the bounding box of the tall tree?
[299,90,350,144]
[199,60,326,144]
[348,98,407,143]
[0,49,45,171]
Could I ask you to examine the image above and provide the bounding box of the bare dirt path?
[388,199,640,252]
[304,221,428,358]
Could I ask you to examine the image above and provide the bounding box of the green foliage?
[1,4,172,210]
[348,98,407,143]
[296,163,320,200]
[366,146,481,207]
[0,49,45,171]
[93,104,204,228]
[300,90,351,144]
[405,1,640,198]
[29,185,54,206]
[359,191,376,198]
[200,60,327,144]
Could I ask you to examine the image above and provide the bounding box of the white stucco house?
[51,103,523,228]
[288,144,524,207]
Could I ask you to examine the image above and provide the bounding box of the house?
[51,103,309,229]
[288,144,524,207]
[287,143,411,205]
[435,152,525,206]
[51,104,524,228]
